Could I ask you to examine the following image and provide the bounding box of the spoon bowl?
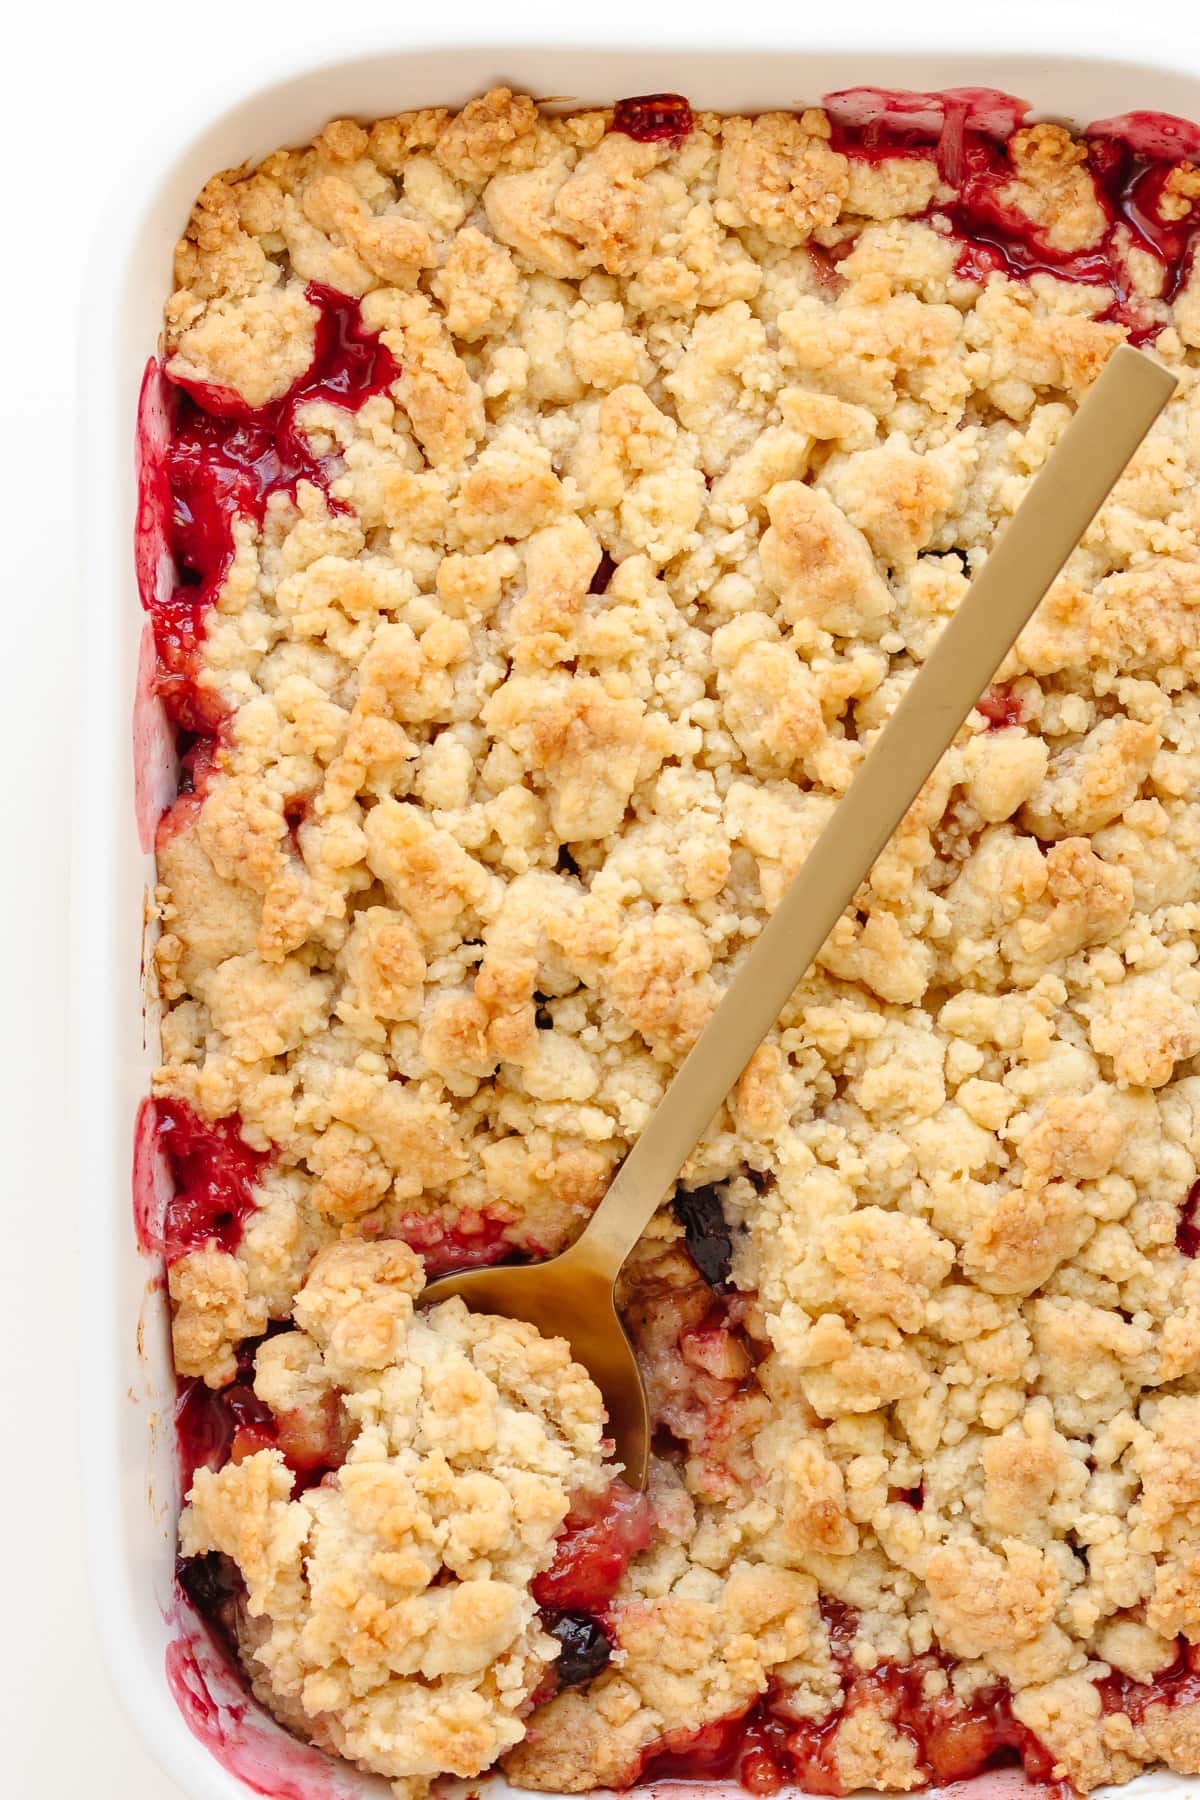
[425,1238,650,1487]
[424,346,1175,1491]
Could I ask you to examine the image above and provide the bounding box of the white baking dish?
[77,21,1200,1800]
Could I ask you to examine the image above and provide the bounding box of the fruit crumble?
[141,80,1200,1798]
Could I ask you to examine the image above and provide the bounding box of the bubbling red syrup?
[142,284,399,733]
[945,130,1199,341]
[825,86,1030,149]
[532,1480,655,1612]
[611,93,693,145]
[384,1206,521,1277]
[151,91,1200,1794]
[176,1328,351,1495]
[779,1662,1063,1797]
[1097,1637,1200,1721]
[155,1098,270,1263]
[978,683,1024,731]
[165,283,400,592]
[1087,111,1200,162]
[176,1369,278,1490]
[631,1598,1068,1795]
[823,86,1200,346]
[636,1632,1067,1798]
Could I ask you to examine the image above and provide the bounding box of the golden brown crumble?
[155,87,1200,1796]
[181,1241,611,1796]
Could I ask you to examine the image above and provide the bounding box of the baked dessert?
[139,81,1200,1797]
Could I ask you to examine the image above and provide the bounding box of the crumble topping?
[149,84,1200,1796]
[167,285,321,408]
[180,1240,611,1796]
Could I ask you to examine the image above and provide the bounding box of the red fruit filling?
[272,1393,354,1474]
[155,1098,270,1263]
[825,86,1200,344]
[154,92,1200,1785]
[154,737,227,851]
[945,130,1199,342]
[820,1595,859,1664]
[1098,1637,1200,1721]
[782,1662,1063,1797]
[176,1333,351,1496]
[622,1244,760,1473]
[176,1370,276,1491]
[605,86,1200,342]
[611,93,693,145]
[139,284,399,735]
[1178,1181,1200,1256]
[384,1207,520,1277]
[636,1660,1065,1797]
[639,1706,762,1787]
[633,1598,1068,1794]
[174,1351,353,1702]
[825,85,1031,151]
[532,1481,655,1612]
[977,682,1024,731]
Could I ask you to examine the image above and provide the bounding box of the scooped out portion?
[179,1240,616,1798]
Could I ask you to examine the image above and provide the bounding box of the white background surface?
[0,1,1183,1794]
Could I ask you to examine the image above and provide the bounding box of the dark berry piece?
[176,1552,241,1646]
[544,1611,613,1689]
[590,551,617,594]
[672,1184,734,1287]
[1179,1181,1200,1256]
[611,93,693,145]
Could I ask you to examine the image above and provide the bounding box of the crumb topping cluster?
[180,1240,610,1795]
[150,84,1200,1796]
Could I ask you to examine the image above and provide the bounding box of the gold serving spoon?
[424,345,1175,1487]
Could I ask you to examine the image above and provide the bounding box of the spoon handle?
[576,344,1176,1279]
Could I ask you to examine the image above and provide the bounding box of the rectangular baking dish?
[77,20,1200,1800]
